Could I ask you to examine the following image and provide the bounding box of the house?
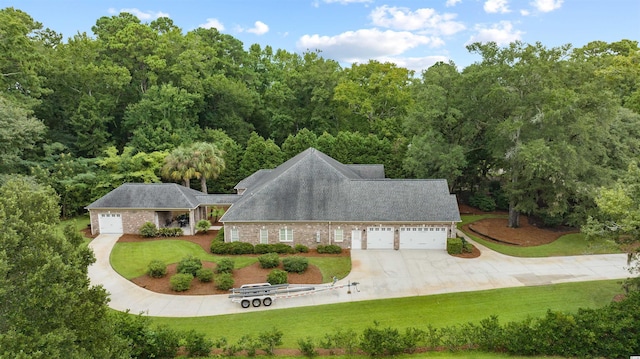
[87,148,461,250]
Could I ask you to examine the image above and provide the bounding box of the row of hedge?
[139,222,184,238]
[210,241,342,255]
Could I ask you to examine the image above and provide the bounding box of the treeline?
[1,7,639,227]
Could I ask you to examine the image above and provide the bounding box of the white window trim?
[334,228,344,242]
[259,229,269,244]
[230,228,239,242]
[279,228,293,242]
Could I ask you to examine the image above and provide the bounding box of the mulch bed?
[118,232,347,296]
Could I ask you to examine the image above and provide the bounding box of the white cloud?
[445,0,462,7]
[297,28,439,62]
[108,8,169,20]
[199,18,225,31]
[369,6,465,35]
[246,21,269,35]
[531,0,563,12]
[466,21,523,45]
[520,9,531,16]
[483,0,510,13]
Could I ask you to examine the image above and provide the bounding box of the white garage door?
[399,227,447,250]
[99,213,123,234]
[367,227,394,249]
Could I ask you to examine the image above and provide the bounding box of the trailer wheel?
[263,297,272,306]
[241,300,250,308]
[252,298,262,307]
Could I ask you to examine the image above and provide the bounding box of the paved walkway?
[88,231,632,317]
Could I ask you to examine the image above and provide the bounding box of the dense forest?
[1,7,639,228]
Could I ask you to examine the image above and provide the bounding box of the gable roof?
[222,148,460,223]
[86,183,238,210]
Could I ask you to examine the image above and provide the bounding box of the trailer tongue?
[229,282,353,308]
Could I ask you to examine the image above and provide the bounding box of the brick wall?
[89,209,155,235]
[223,221,458,250]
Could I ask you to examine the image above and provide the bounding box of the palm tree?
[190,142,225,194]
[161,146,197,188]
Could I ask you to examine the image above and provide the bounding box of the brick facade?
[223,222,457,250]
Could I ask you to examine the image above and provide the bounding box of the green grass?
[150,280,623,349]
[110,240,351,281]
[458,215,623,257]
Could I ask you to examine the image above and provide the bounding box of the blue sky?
[3,0,639,72]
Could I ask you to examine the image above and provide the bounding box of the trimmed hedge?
[177,256,202,276]
[196,219,212,234]
[447,238,463,254]
[258,253,280,269]
[169,273,193,292]
[215,258,235,274]
[317,244,342,254]
[147,259,167,278]
[196,268,214,282]
[283,257,308,273]
[210,241,254,255]
[267,269,288,285]
[294,244,309,253]
[214,273,234,290]
[254,243,294,254]
[157,227,183,237]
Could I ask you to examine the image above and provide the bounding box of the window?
[334,228,344,242]
[259,229,268,244]
[279,228,293,242]
[230,228,239,242]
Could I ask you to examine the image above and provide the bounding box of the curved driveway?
[88,232,632,317]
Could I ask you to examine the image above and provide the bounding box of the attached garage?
[367,227,394,249]
[98,213,123,234]
[399,227,447,249]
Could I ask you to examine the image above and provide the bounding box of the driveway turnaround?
[88,232,632,317]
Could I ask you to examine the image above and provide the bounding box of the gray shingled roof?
[222,148,461,223]
[86,183,238,209]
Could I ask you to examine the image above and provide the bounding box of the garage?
[399,227,447,250]
[366,227,394,249]
[98,213,123,234]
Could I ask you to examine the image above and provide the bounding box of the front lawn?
[110,239,351,282]
[150,279,624,349]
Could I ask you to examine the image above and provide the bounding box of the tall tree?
[0,177,128,358]
[189,142,226,194]
[239,132,284,178]
[0,94,46,173]
[161,146,195,188]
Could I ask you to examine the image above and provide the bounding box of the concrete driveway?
[88,231,632,317]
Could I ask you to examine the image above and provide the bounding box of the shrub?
[469,193,497,212]
[258,253,280,269]
[283,256,308,273]
[298,336,318,358]
[196,219,212,234]
[267,269,288,285]
[210,241,254,255]
[258,327,283,356]
[294,244,309,253]
[214,227,224,242]
[360,322,404,356]
[254,243,273,254]
[196,268,214,282]
[214,273,234,290]
[320,328,359,356]
[147,259,167,278]
[215,257,235,274]
[139,222,158,238]
[316,244,342,254]
[272,243,294,254]
[169,273,193,292]
[184,330,213,357]
[177,256,202,276]
[157,227,183,237]
[447,238,463,254]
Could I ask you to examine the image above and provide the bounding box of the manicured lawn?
[150,280,623,349]
[458,215,623,257]
[110,240,351,281]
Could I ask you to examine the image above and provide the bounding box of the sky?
[3,0,639,72]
